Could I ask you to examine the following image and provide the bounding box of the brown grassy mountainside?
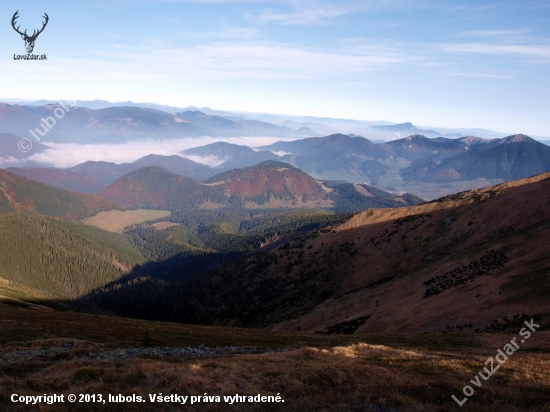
[96,162,421,212]
[2,300,549,411]
[159,172,550,334]
[7,167,104,194]
[0,169,117,220]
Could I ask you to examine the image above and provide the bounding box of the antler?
[11,11,26,37]
[32,13,49,38]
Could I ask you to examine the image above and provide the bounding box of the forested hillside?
[116,208,351,281]
[0,214,143,298]
[326,182,423,212]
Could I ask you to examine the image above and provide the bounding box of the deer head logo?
[11,11,49,54]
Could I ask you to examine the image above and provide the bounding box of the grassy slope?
[6,167,105,194]
[0,169,117,220]
[0,302,549,411]
[82,209,171,233]
[87,172,550,333]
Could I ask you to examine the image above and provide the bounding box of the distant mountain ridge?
[4,129,548,201]
[7,167,104,194]
[182,142,280,170]
[69,155,216,186]
[0,132,50,162]
[0,104,319,144]
[176,111,318,139]
[371,122,442,137]
[401,134,550,183]
[96,162,422,213]
[0,169,117,219]
[254,133,550,198]
[3,99,527,141]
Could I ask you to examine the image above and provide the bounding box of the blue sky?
[0,0,549,136]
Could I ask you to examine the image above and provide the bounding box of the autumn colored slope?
[0,169,117,220]
[97,162,422,212]
[90,172,550,333]
[204,160,329,208]
[2,300,549,411]
[7,167,104,194]
[96,166,216,209]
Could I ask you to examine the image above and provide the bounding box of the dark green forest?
[0,208,350,301]
[0,213,143,298]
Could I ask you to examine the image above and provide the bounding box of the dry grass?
[1,304,550,411]
[1,341,550,411]
[82,209,171,233]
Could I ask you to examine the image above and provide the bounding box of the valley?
[3,0,550,409]
[1,103,550,411]
[85,172,550,336]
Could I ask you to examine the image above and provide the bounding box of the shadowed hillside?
[87,172,550,334]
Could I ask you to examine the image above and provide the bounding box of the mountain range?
[402,135,550,183]
[70,154,216,185]
[88,171,550,334]
[182,142,280,170]
[6,154,217,193]
[370,122,450,138]
[4,129,550,201]
[5,99,540,141]
[0,103,318,144]
[2,165,549,334]
[3,89,550,411]
[95,161,422,213]
[180,133,550,199]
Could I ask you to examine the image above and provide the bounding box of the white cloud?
[446,72,513,79]
[177,27,258,40]
[257,0,360,25]
[0,41,405,84]
[0,135,300,169]
[270,150,292,156]
[252,0,428,25]
[439,43,550,61]
[180,154,230,167]
[459,29,531,38]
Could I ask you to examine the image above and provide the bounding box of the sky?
[0,0,549,136]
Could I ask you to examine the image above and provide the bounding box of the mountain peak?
[404,134,429,142]
[252,160,298,170]
[499,134,534,144]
